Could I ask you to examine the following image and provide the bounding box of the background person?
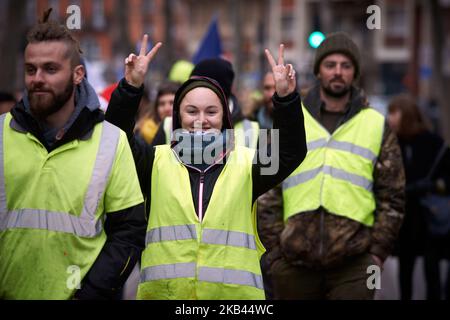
[266,32,405,300]
[388,94,450,300]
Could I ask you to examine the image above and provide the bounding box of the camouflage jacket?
[257,85,405,270]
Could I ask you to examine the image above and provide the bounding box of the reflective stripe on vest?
[145,224,197,244]
[283,165,373,192]
[242,119,252,134]
[145,224,257,250]
[202,228,257,250]
[282,106,384,226]
[141,262,197,281]
[140,263,264,290]
[198,267,264,290]
[307,138,377,164]
[0,116,120,237]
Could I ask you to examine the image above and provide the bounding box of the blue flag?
[192,16,223,65]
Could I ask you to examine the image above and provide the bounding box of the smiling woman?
[105,35,307,300]
[168,77,232,173]
[178,85,225,132]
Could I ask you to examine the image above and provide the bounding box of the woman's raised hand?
[264,44,296,97]
[125,34,162,88]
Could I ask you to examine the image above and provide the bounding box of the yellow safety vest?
[0,113,143,299]
[137,145,265,300]
[282,106,385,226]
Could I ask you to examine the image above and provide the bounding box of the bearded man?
[0,10,145,300]
[266,32,405,300]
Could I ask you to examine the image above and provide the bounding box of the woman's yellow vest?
[137,145,266,300]
[282,106,385,226]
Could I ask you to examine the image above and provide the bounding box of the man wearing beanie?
[265,32,405,299]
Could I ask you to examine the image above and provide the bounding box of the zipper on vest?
[171,146,232,222]
[198,172,205,222]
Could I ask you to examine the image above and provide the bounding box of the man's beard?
[28,79,74,120]
[322,78,351,98]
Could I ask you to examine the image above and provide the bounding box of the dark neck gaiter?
[172,130,230,171]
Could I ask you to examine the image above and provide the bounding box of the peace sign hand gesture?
[125,34,162,88]
[264,44,296,97]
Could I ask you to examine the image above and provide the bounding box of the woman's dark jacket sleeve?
[252,91,307,202]
[105,79,154,200]
[74,204,146,299]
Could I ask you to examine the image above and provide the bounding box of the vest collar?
[10,117,27,133]
[9,112,94,141]
[302,83,368,127]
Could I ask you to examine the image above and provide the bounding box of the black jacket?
[397,130,450,255]
[106,78,307,219]
[10,101,146,300]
